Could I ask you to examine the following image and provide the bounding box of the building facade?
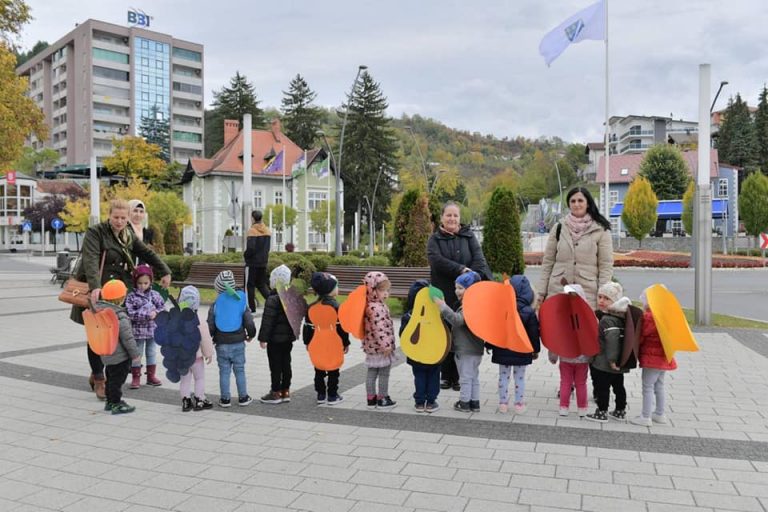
[16,18,204,168]
[606,115,698,155]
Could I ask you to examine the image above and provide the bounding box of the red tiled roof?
[596,149,719,184]
[36,180,84,195]
[586,142,605,151]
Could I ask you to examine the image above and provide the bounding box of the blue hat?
[455,271,481,289]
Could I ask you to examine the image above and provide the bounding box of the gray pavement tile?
[672,476,737,494]
[403,491,468,512]
[734,482,768,498]
[0,478,47,501]
[452,468,511,486]
[629,485,696,505]
[645,504,715,512]
[447,454,503,471]
[124,487,192,509]
[61,496,130,512]
[349,469,408,488]
[493,448,547,463]
[174,495,242,512]
[242,471,303,490]
[655,463,716,479]
[20,488,85,510]
[713,468,768,484]
[299,463,356,482]
[518,488,582,509]
[568,479,629,498]
[613,471,674,489]
[404,475,463,495]
[463,499,530,512]
[187,479,248,499]
[581,495,647,512]
[692,491,764,511]
[500,460,556,477]
[289,493,355,512]
[346,485,412,506]
[349,502,415,512]
[554,465,613,483]
[294,477,356,498]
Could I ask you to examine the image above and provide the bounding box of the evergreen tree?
[205,72,266,156]
[482,186,524,275]
[681,181,695,235]
[621,176,658,247]
[139,104,170,162]
[717,93,758,170]
[13,39,47,66]
[638,144,690,199]
[281,74,323,149]
[390,189,420,266]
[336,71,399,234]
[738,172,768,245]
[754,86,768,175]
[402,194,431,267]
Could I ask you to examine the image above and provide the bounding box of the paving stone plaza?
[1,256,767,512]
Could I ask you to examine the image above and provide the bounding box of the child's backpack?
[214,289,247,332]
[619,304,642,371]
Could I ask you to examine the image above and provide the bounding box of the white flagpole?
[282,144,286,246]
[326,155,331,252]
[603,0,611,220]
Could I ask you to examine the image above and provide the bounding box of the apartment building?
[607,115,698,155]
[16,18,204,168]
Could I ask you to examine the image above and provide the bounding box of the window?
[253,190,263,209]
[620,168,629,176]
[172,81,202,95]
[93,48,129,64]
[611,218,620,233]
[141,39,149,49]
[718,178,728,197]
[141,92,150,101]
[610,190,619,208]
[93,66,129,81]
[307,190,328,211]
[141,57,150,66]
[274,191,283,205]
[141,74,149,84]
[156,60,164,69]
[308,231,326,245]
[172,130,202,143]
[172,47,202,62]
[156,77,164,86]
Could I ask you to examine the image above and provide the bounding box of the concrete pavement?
[1,255,768,511]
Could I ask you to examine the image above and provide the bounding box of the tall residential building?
[16,18,204,168]
[607,115,698,155]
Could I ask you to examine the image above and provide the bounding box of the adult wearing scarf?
[127,199,155,246]
[427,201,492,390]
[70,199,171,400]
[537,187,614,310]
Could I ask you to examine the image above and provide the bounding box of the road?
[525,266,768,322]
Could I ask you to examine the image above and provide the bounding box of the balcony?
[620,143,651,154]
[618,129,654,141]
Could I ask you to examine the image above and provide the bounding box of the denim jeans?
[132,338,157,367]
[215,342,247,400]
[412,364,441,405]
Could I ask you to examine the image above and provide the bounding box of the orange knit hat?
[101,279,127,300]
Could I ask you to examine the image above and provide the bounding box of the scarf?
[565,213,593,243]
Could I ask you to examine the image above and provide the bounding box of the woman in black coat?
[426,201,492,390]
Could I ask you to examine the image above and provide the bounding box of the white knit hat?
[598,282,623,304]
[270,264,291,289]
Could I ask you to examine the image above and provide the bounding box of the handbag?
[58,252,106,308]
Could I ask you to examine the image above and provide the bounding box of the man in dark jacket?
[244,210,271,312]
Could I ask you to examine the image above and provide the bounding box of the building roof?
[36,180,84,195]
[585,142,605,152]
[596,148,719,184]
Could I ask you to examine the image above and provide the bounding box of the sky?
[17,0,768,144]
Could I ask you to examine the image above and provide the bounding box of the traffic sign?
[51,218,64,230]
[22,221,32,232]
[760,232,768,250]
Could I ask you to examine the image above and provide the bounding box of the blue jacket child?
[487,275,541,413]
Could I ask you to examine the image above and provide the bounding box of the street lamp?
[317,130,337,253]
[363,165,387,257]
[405,126,429,192]
[335,64,368,256]
[710,80,728,113]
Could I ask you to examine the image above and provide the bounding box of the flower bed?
[524,250,765,268]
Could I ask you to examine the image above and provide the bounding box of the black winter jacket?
[303,296,350,347]
[258,290,297,344]
[427,225,492,307]
[489,275,541,366]
[206,298,256,345]
[244,223,271,267]
[400,279,442,369]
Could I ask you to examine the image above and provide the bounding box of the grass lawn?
[682,309,768,330]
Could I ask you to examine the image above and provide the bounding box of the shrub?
[363,255,391,266]
[482,186,524,275]
[162,255,185,281]
[622,176,658,246]
[391,189,420,266]
[402,194,431,267]
[330,255,363,266]
[306,253,332,271]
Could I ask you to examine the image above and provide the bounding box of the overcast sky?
[18,0,768,143]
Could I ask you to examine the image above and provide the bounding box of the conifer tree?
[622,176,658,247]
[681,180,695,235]
[754,86,768,175]
[402,194,431,267]
[739,172,768,246]
[638,144,690,199]
[204,72,265,156]
[717,93,758,171]
[139,104,170,162]
[281,74,323,149]
[482,186,524,275]
[390,189,420,266]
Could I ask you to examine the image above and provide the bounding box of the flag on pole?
[291,152,306,177]
[539,0,606,66]
[263,150,284,174]
[311,157,330,179]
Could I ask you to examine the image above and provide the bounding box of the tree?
[281,74,323,149]
[482,186,524,275]
[22,194,65,233]
[12,146,58,174]
[754,86,768,175]
[739,172,768,246]
[264,203,297,232]
[138,104,170,162]
[205,72,265,156]
[60,197,90,250]
[336,71,399,236]
[0,0,31,48]
[681,180,695,235]
[148,191,191,254]
[622,176,658,246]
[0,44,46,171]
[308,200,336,240]
[402,194,432,267]
[717,93,758,171]
[13,39,46,66]
[103,136,166,180]
[638,144,690,199]
[390,189,420,266]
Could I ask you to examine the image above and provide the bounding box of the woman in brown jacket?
[537,187,614,310]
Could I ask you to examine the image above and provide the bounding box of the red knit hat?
[132,264,154,287]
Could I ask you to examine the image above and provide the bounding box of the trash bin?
[56,251,70,270]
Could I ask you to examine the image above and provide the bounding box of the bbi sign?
[128,9,152,28]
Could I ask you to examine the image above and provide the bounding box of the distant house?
[596,149,740,236]
[181,119,339,254]
[607,115,698,156]
[583,142,604,182]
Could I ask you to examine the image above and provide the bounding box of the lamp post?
[405,126,429,192]
[710,80,729,114]
[318,131,337,253]
[362,164,386,257]
[335,65,367,256]
[709,80,728,255]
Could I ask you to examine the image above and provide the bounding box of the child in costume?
[629,287,677,427]
[303,272,350,405]
[489,275,540,414]
[434,271,484,413]
[586,282,631,423]
[362,271,397,409]
[258,265,296,404]
[401,279,442,413]
[99,279,140,414]
[548,284,592,418]
[207,270,256,407]
[177,286,214,412]
[125,264,166,389]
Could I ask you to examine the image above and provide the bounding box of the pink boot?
[130,367,141,389]
[146,364,162,386]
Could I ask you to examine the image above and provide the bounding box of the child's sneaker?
[469,400,480,412]
[513,402,526,414]
[414,402,426,413]
[194,397,213,411]
[238,395,253,407]
[630,415,652,427]
[182,397,193,412]
[378,396,397,409]
[652,413,668,424]
[104,401,112,412]
[281,390,291,403]
[585,409,608,423]
[219,397,231,408]
[366,397,378,409]
[110,400,135,415]
[497,403,509,414]
[327,394,344,406]
[578,408,588,418]
[317,393,327,404]
[609,409,627,422]
[259,391,283,404]
[425,402,439,413]
[559,407,569,417]
[454,400,471,413]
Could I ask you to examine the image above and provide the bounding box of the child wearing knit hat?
[178,286,215,412]
[586,281,632,423]
[124,264,167,389]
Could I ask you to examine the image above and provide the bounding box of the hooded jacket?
[97,300,140,366]
[258,289,297,344]
[592,296,632,374]
[638,310,677,371]
[244,223,271,267]
[427,224,492,308]
[362,272,397,368]
[489,275,541,366]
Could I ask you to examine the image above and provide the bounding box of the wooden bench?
[174,262,246,289]
[325,265,430,299]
